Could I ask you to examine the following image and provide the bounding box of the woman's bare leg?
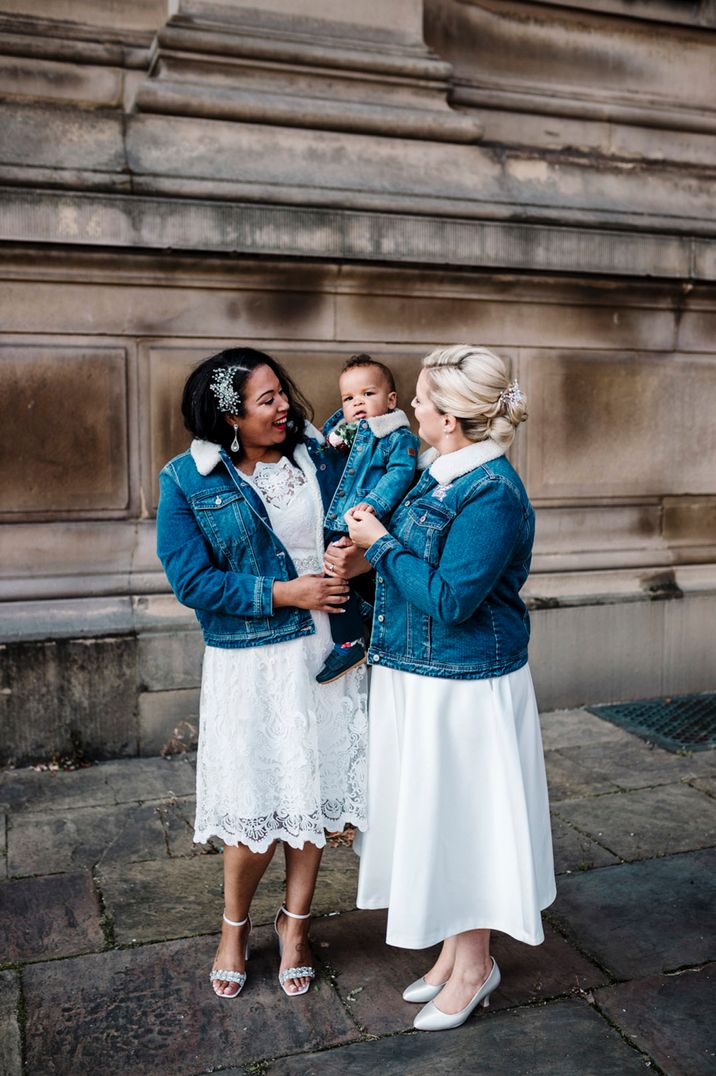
[423,934,458,986]
[277,842,324,993]
[432,928,492,1014]
[212,841,277,997]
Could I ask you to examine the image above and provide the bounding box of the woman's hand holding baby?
[273,575,349,614]
[345,506,388,549]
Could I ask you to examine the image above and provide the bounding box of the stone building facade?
[0,0,714,763]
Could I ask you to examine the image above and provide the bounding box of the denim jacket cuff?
[363,492,391,518]
[254,575,274,617]
[365,533,400,565]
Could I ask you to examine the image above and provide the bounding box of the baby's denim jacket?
[322,408,420,534]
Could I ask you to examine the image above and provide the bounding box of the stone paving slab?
[553,782,716,861]
[550,815,619,874]
[0,970,22,1076]
[23,930,360,1076]
[690,775,716,798]
[540,709,635,752]
[543,750,621,802]
[101,755,196,803]
[7,801,170,877]
[554,740,716,792]
[312,909,608,1037]
[596,964,716,1076]
[0,755,196,813]
[98,856,225,945]
[99,845,359,945]
[550,849,716,978]
[267,998,648,1075]
[155,796,214,857]
[1,871,104,962]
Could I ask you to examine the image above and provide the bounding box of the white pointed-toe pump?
[413,958,501,1031]
[402,975,449,1004]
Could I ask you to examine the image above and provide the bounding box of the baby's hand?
[352,502,375,515]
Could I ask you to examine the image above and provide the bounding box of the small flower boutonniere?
[328,421,359,453]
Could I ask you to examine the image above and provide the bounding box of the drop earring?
[230,424,240,453]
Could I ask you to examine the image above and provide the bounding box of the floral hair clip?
[210,366,242,413]
[499,379,524,408]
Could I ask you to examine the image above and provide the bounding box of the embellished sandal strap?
[279,966,315,984]
[280,905,311,920]
[223,913,249,927]
[210,969,247,984]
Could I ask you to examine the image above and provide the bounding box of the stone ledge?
[1,188,714,280]
[0,594,196,643]
[136,80,483,142]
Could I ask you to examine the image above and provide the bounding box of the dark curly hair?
[341,353,396,394]
[181,347,313,457]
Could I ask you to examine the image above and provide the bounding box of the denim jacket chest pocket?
[191,488,263,570]
[400,502,453,566]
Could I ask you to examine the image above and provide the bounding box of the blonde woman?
[338,345,555,1032]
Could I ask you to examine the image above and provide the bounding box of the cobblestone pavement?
[1,709,715,1075]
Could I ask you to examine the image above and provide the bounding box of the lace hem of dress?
[194,809,367,853]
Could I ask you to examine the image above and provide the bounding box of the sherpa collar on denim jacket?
[189,422,326,477]
[418,439,505,482]
[429,439,505,485]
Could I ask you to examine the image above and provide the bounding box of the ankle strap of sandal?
[223,913,249,927]
[280,905,311,920]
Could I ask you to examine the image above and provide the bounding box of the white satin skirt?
[355,662,556,949]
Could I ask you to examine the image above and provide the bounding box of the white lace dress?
[194,455,368,851]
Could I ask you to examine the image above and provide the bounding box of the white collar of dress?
[424,439,505,485]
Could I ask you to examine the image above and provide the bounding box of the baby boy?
[317,354,420,684]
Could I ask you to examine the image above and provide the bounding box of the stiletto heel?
[413,958,500,1031]
[274,905,316,996]
[209,913,251,999]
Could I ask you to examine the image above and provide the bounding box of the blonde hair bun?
[422,344,526,449]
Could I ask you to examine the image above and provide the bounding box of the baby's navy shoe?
[316,642,366,684]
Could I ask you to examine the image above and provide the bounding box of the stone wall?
[1,0,715,763]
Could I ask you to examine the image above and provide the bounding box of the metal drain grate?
[587,693,716,753]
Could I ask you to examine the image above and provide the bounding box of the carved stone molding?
[134,0,483,142]
[1,188,714,280]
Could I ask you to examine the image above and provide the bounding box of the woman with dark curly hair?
[157,347,367,1000]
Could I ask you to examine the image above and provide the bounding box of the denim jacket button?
[214,496,222,505]
[372,653,381,662]
[348,468,355,475]
[378,576,384,584]
[320,463,326,471]
[404,500,411,506]
[378,614,385,622]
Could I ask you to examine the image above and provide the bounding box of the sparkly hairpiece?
[499,379,524,408]
[210,366,242,412]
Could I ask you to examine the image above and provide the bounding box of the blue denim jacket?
[364,440,534,680]
[322,408,420,533]
[156,434,342,649]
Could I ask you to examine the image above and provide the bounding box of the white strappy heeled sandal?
[209,912,251,999]
[274,905,316,996]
